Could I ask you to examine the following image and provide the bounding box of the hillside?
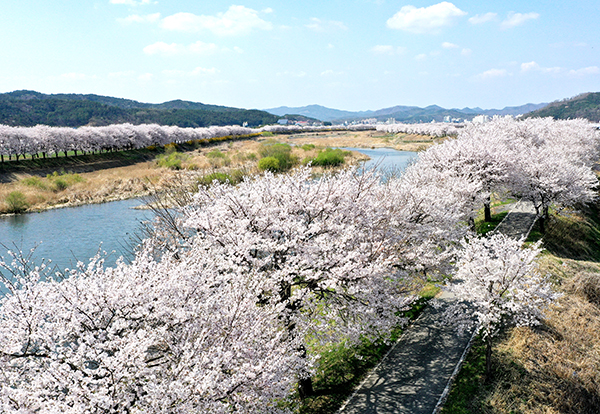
[0,90,279,128]
[524,92,600,121]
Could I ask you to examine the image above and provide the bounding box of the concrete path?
[338,200,538,414]
[338,292,472,414]
[492,200,537,239]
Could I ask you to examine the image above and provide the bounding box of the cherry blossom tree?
[179,167,421,396]
[442,234,557,376]
[506,118,599,233]
[0,247,302,413]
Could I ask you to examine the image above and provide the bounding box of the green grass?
[156,151,190,170]
[474,211,508,235]
[441,336,487,414]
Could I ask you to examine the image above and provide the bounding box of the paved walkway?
[339,200,538,414]
[492,200,537,239]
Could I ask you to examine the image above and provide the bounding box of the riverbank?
[0,130,436,214]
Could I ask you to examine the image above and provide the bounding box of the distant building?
[277,119,289,125]
[472,115,490,124]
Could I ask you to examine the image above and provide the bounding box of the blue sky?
[1,1,599,111]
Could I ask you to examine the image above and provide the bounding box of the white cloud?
[461,48,472,56]
[118,13,160,24]
[501,12,539,29]
[387,2,467,34]
[521,61,561,74]
[262,7,273,13]
[108,70,136,78]
[138,73,153,81]
[161,6,272,36]
[277,71,307,78]
[468,12,497,24]
[415,53,427,61]
[321,70,344,76]
[477,68,509,79]
[569,66,600,77]
[110,0,154,6]
[521,61,539,72]
[143,41,219,56]
[442,41,459,49]
[163,67,219,77]
[306,18,347,32]
[371,45,406,55]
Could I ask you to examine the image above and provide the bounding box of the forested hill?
[523,92,600,122]
[0,90,279,128]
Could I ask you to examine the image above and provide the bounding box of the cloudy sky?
[1,1,599,111]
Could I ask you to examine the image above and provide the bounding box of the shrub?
[198,172,232,187]
[164,143,178,154]
[53,178,68,192]
[5,191,28,213]
[257,156,281,172]
[206,149,231,167]
[22,176,47,190]
[301,144,316,151]
[310,148,347,167]
[258,143,297,171]
[156,151,189,170]
[206,149,227,159]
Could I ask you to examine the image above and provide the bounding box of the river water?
[0,148,417,272]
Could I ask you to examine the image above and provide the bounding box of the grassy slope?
[443,201,600,414]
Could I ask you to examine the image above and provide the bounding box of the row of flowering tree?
[0,123,376,162]
[376,122,463,137]
[0,117,597,412]
[413,117,599,232]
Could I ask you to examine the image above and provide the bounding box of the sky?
[1,1,599,111]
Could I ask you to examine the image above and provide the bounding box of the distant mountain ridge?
[265,102,549,123]
[0,90,278,127]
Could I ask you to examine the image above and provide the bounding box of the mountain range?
[3,89,599,128]
[265,102,549,123]
[0,90,278,128]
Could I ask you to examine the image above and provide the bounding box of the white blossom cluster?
[376,122,463,137]
[442,234,558,341]
[0,123,376,160]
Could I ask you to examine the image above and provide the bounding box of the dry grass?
[0,161,171,213]
[272,129,439,152]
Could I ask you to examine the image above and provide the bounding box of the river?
[0,148,417,272]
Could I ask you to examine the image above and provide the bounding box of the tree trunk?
[485,337,493,381]
[484,200,492,222]
[468,216,475,232]
[539,207,548,234]
[298,376,314,399]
